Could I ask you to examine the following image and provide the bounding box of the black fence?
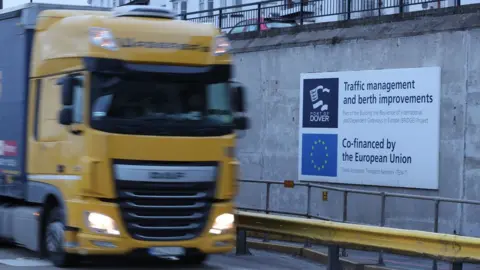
[179,0,460,33]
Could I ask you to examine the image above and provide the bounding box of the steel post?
[236,229,251,255]
[328,245,342,270]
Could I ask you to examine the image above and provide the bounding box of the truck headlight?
[213,35,231,56]
[85,212,120,236]
[209,213,234,235]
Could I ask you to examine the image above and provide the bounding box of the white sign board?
[298,67,441,189]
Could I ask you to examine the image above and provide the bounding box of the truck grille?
[113,161,217,241]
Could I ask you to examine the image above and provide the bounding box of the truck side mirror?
[231,84,246,113]
[231,83,250,130]
[58,76,76,106]
[58,107,73,126]
[234,116,250,130]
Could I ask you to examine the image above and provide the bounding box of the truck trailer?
[0,3,248,267]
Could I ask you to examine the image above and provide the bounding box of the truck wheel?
[180,252,208,265]
[45,206,78,268]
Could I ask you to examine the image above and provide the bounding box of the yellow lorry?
[0,3,248,267]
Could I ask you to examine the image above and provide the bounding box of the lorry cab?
[0,3,248,267]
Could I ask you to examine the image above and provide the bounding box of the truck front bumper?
[64,200,235,256]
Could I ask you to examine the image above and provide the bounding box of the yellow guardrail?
[235,210,480,268]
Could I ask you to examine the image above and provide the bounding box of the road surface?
[0,244,326,269]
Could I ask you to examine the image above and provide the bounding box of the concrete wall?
[231,5,480,237]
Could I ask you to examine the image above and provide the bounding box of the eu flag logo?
[301,133,338,177]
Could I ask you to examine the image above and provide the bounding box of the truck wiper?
[135,116,179,124]
[135,116,168,120]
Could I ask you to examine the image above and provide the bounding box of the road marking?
[0,258,53,267]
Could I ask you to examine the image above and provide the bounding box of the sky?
[4,0,89,9]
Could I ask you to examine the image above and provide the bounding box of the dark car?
[227,17,297,34]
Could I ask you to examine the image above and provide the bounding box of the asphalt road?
[0,245,326,269]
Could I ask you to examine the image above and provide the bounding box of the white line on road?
[0,258,53,267]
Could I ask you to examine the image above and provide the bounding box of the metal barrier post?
[377,193,386,265]
[432,200,440,270]
[265,182,271,214]
[451,262,463,270]
[399,0,404,14]
[306,183,311,219]
[218,9,223,29]
[341,191,348,257]
[304,183,312,248]
[256,3,261,32]
[236,229,251,255]
[346,0,351,20]
[263,182,271,242]
[299,1,304,25]
[327,245,342,270]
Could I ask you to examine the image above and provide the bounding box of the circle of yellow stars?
[310,139,328,171]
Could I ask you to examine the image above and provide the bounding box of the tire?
[180,251,208,265]
[44,206,78,268]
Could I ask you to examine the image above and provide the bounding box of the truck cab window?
[72,75,84,124]
[90,74,234,136]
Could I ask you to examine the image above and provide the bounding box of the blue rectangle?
[0,16,32,199]
[302,78,339,128]
[301,133,338,177]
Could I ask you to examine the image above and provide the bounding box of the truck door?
[27,72,87,191]
[28,76,66,175]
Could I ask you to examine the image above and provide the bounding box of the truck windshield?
[89,74,234,137]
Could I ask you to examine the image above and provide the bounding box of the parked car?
[227,17,297,34]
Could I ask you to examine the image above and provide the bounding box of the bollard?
[327,245,342,270]
[235,229,251,256]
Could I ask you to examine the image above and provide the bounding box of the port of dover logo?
[301,133,338,177]
[302,78,339,128]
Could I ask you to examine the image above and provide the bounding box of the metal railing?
[179,0,460,33]
[237,179,480,269]
[235,210,480,270]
